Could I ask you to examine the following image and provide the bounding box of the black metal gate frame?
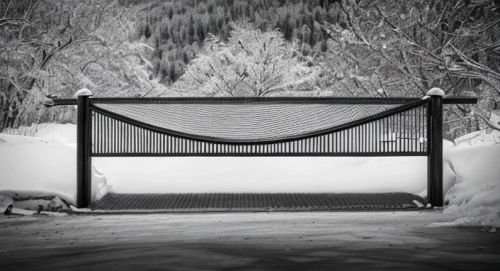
[45,94,477,208]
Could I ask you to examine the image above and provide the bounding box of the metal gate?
[45,89,476,208]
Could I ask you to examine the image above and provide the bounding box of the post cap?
[426,88,445,97]
[74,88,93,97]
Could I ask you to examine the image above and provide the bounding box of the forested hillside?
[1,0,499,140]
[131,0,340,85]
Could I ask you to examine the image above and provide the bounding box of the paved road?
[0,211,499,270]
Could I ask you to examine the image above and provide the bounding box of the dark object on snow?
[4,204,13,216]
[13,195,56,201]
[36,205,44,216]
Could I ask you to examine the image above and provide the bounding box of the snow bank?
[437,144,500,227]
[2,123,76,148]
[0,133,110,207]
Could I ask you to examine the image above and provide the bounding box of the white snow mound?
[0,133,110,206]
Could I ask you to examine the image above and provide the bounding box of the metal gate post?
[76,89,92,208]
[427,88,444,207]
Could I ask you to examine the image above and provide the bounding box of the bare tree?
[318,0,500,138]
[0,0,165,130]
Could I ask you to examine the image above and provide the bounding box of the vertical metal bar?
[103,116,107,154]
[366,123,369,152]
[110,118,114,154]
[149,129,152,154]
[361,124,367,153]
[91,112,94,154]
[150,131,153,154]
[326,133,330,153]
[359,125,362,153]
[421,106,424,152]
[135,126,139,153]
[142,129,146,154]
[97,113,100,154]
[390,115,393,152]
[167,135,171,154]
[109,118,113,154]
[398,113,401,152]
[146,130,150,154]
[422,105,426,152]
[131,126,134,153]
[340,130,343,153]
[386,116,390,152]
[406,111,409,152]
[142,129,145,154]
[117,119,120,154]
[101,114,104,154]
[348,129,350,153]
[402,112,406,152]
[139,127,142,153]
[124,123,128,154]
[343,130,346,153]
[112,119,116,153]
[116,119,119,153]
[119,121,122,154]
[76,95,92,208]
[428,94,443,207]
[136,127,139,153]
[91,112,95,154]
[416,107,420,152]
[354,127,358,153]
[153,132,157,154]
[164,134,168,154]
[358,126,362,153]
[384,118,388,153]
[370,122,374,152]
[387,116,391,152]
[411,109,415,152]
[100,115,103,154]
[135,126,138,153]
[107,116,111,154]
[147,131,151,153]
[162,134,165,154]
[334,132,338,153]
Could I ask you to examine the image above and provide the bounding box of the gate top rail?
[43,96,478,107]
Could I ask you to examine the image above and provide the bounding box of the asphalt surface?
[0,211,499,270]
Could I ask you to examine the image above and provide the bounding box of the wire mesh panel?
[90,100,428,156]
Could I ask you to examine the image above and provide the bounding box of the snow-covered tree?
[0,0,167,130]
[317,0,500,138]
[170,22,317,97]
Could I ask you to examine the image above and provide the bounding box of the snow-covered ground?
[1,124,499,227]
[437,130,500,228]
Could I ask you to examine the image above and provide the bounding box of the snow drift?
[438,133,500,227]
[0,133,110,206]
